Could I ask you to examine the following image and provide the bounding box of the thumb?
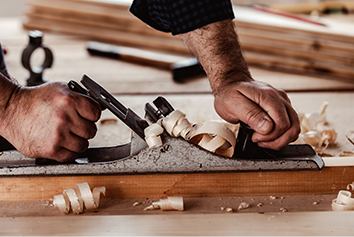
[215,94,274,135]
[238,98,274,135]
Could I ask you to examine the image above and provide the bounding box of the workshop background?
[1,0,354,235]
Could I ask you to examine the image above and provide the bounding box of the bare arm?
[0,72,101,161]
[180,19,300,150]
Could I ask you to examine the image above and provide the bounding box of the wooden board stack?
[22,0,354,82]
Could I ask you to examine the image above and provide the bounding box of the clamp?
[21,30,53,86]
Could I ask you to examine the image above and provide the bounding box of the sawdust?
[0,195,337,217]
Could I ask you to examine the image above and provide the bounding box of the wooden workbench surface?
[1,17,354,235]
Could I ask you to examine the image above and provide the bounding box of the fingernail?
[257,118,272,134]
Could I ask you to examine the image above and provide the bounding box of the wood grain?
[0,166,353,200]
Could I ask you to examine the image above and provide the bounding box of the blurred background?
[1,0,26,17]
[1,0,321,17]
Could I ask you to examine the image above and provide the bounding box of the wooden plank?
[1,212,353,236]
[22,0,354,81]
[22,16,354,81]
[3,17,354,94]
[0,166,353,200]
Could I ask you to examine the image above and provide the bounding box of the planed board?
[0,165,353,200]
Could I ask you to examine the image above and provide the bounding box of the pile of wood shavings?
[295,102,337,154]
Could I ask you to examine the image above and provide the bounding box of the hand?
[1,82,101,162]
[214,80,300,150]
[179,19,300,150]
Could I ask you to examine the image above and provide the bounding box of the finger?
[237,95,275,135]
[48,148,79,163]
[238,87,291,139]
[70,117,98,140]
[61,132,89,154]
[215,91,275,135]
[75,95,101,122]
[257,104,300,150]
[252,96,297,142]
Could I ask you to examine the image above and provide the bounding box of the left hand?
[214,80,300,150]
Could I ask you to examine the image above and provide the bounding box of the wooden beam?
[1,212,353,236]
[0,165,353,201]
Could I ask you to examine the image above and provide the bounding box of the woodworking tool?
[86,41,206,82]
[21,30,53,86]
[0,75,324,175]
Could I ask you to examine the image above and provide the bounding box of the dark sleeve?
[129,0,235,35]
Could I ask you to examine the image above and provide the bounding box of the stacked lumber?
[22,0,354,81]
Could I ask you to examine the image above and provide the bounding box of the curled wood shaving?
[238,202,249,210]
[145,110,237,157]
[144,197,184,211]
[332,182,354,211]
[53,182,105,214]
[296,102,337,153]
[144,123,164,148]
[347,182,354,191]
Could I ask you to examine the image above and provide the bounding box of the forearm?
[179,19,252,95]
[0,72,20,137]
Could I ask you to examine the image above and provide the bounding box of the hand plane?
[0,75,323,176]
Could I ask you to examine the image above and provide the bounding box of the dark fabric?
[129,0,234,35]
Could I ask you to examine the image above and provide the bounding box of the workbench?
[1,17,354,236]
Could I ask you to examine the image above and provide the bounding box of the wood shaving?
[53,182,105,214]
[132,202,140,206]
[332,182,354,211]
[347,182,354,191]
[257,203,263,207]
[143,204,160,211]
[144,110,238,157]
[339,151,354,157]
[296,102,337,153]
[270,196,277,200]
[100,118,118,125]
[238,202,249,210]
[144,197,184,211]
[225,207,233,213]
[332,190,354,211]
[280,207,287,212]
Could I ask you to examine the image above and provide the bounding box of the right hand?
[1,82,101,162]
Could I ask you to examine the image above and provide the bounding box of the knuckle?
[245,108,264,125]
[45,144,61,158]
[277,120,291,131]
[57,94,75,108]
